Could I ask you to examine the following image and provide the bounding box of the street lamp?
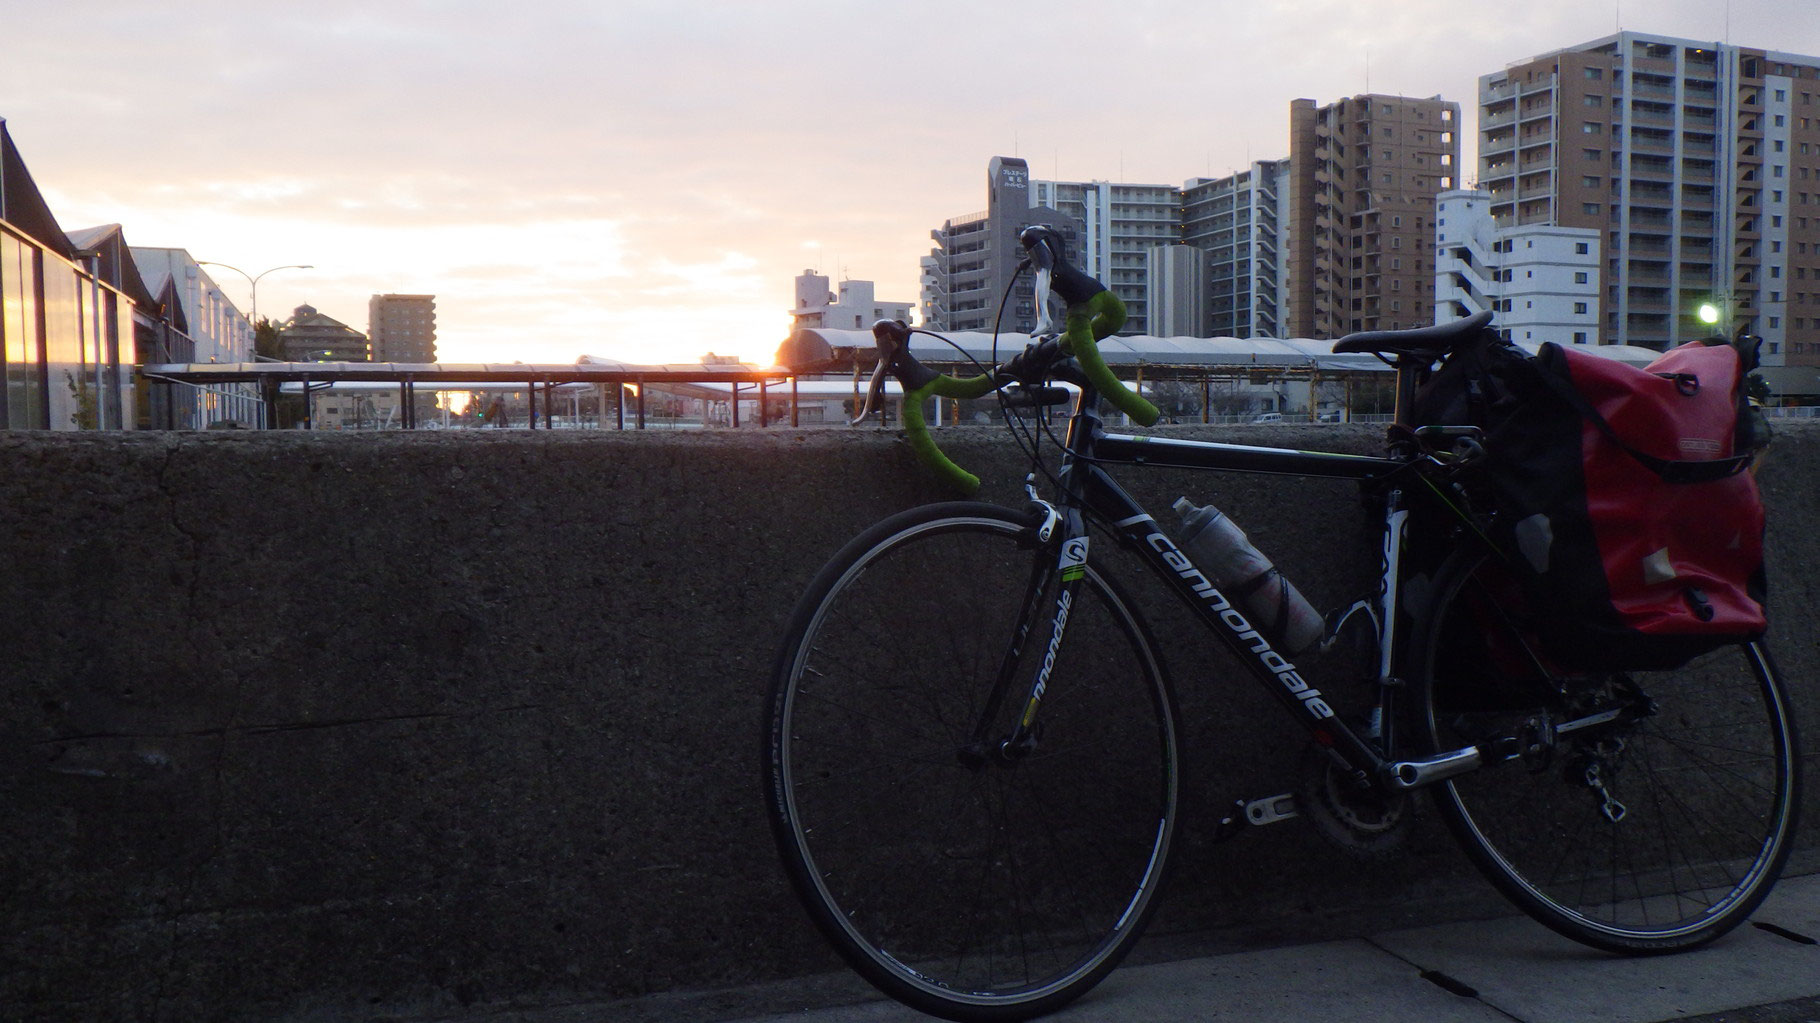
[196,261,313,326]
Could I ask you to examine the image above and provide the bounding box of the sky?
[5,0,1817,366]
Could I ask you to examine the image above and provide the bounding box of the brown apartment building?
[1479,32,1820,382]
[368,293,438,363]
[1285,94,1463,339]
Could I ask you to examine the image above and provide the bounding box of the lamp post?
[196,261,313,327]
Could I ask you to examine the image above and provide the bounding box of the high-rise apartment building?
[1030,178,1182,335]
[1285,94,1463,339]
[923,157,1082,334]
[1182,161,1291,338]
[368,293,437,363]
[1479,31,1820,367]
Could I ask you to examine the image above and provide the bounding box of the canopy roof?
[780,327,1668,375]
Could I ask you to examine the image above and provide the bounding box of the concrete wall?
[3,424,1816,1021]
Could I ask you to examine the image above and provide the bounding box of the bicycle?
[762,226,1801,1022]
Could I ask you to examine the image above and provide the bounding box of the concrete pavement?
[693,871,1820,1023]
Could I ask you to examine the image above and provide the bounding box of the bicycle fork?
[958,500,1083,768]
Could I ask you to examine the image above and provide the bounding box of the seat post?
[1390,354,1426,432]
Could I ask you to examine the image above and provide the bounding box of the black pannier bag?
[1414,329,1769,672]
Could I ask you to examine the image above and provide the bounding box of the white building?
[792,271,914,332]
[1031,178,1182,335]
[1435,190,1601,346]
[128,246,263,425]
[1146,246,1209,337]
[1182,161,1291,339]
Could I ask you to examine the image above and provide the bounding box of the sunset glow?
[6,1,1812,367]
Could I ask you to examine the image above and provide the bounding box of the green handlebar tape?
[895,289,1153,492]
[1062,290,1159,427]
[901,379,986,493]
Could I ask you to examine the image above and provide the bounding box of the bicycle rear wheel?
[765,502,1179,1022]
[1416,549,1801,953]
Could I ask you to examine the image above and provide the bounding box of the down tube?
[1082,464,1386,773]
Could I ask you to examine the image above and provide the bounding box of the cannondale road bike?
[762,226,1801,1022]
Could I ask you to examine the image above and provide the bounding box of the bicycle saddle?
[1332,311,1495,357]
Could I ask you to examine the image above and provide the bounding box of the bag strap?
[1533,351,1752,484]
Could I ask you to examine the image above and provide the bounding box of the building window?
[1584,202,1601,214]
[1575,271,1590,283]
[1575,302,1589,314]
[1575,242,1590,254]
[1574,331,1588,343]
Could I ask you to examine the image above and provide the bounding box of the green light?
[1697,303,1721,325]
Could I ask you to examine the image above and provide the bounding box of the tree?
[255,317,284,361]
[254,317,310,427]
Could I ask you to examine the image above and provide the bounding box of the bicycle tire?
[1415,548,1801,953]
[765,502,1179,1021]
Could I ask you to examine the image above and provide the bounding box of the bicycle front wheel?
[765,502,1179,1022]
[1417,549,1801,953]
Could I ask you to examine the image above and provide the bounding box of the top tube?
[1092,431,1401,481]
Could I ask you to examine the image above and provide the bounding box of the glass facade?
[2,230,46,429]
[43,259,84,428]
[0,225,137,430]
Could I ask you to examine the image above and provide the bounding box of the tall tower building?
[924,157,1081,334]
[368,294,437,363]
[1479,32,1820,366]
[1285,94,1463,339]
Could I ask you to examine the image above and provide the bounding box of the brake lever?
[848,357,891,425]
[850,320,911,426]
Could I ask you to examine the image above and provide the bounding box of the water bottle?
[1172,497,1324,655]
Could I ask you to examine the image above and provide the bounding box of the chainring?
[1297,741,1414,861]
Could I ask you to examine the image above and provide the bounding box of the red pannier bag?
[1491,338,1768,670]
